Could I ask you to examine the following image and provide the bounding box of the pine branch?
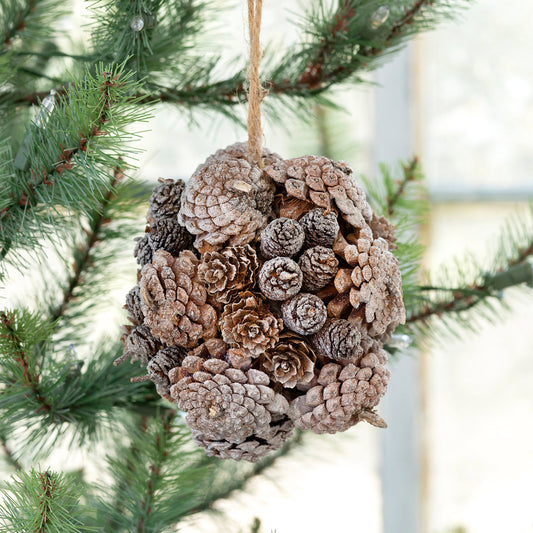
[405,210,533,338]
[385,157,419,217]
[0,433,22,471]
[0,0,36,54]
[0,468,93,533]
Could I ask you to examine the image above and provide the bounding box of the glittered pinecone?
[298,246,339,292]
[198,245,259,304]
[191,416,294,462]
[299,208,340,248]
[260,332,316,388]
[259,217,305,259]
[134,234,153,266]
[144,346,187,399]
[258,257,303,301]
[139,250,218,348]
[281,293,327,335]
[148,217,194,257]
[288,341,390,434]
[200,142,282,170]
[369,213,396,249]
[342,229,405,338]
[119,324,160,366]
[124,286,144,326]
[169,355,289,445]
[147,178,186,224]
[178,149,275,252]
[220,291,283,357]
[311,319,363,363]
[265,156,373,231]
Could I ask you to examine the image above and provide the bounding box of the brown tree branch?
[386,157,419,217]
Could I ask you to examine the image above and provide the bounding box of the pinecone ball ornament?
[119,145,406,462]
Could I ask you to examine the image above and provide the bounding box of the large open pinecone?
[220,291,283,357]
[178,146,275,252]
[198,244,259,304]
[139,250,218,348]
[265,155,373,231]
[288,339,389,434]
[169,355,289,444]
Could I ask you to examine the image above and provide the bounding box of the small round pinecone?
[148,217,194,257]
[258,257,303,301]
[198,245,259,304]
[191,416,294,462]
[298,246,339,292]
[139,250,218,348]
[200,142,282,170]
[281,293,327,336]
[348,234,405,337]
[220,291,283,357]
[120,324,160,366]
[260,332,316,388]
[178,155,274,252]
[259,217,305,259]
[288,344,389,434]
[299,208,340,248]
[147,178,186,224]
[170,355,289,444]
[264,156,373,231]
[134,234,153,266]
[124,286,144,325]
[311,319,363,363]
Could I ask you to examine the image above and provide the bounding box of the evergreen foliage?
[0,0,531,531]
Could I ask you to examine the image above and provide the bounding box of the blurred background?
[3,1,532,532]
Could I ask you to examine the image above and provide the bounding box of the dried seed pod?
[147,178,186,223]
[258,257,303,301]
[288,340,389,434]
[133,234,153,266]
[220,291,283,357]
[299,208,340,248]
[191,416,294,462]
[281,293,327,336]
[261,332,316,388]
[311,319,363,363]
[260,217,305,259]
[140,250,218,348]
[264,156,373,232]
[124,286,144,326]
[298,246,339,292]
[118,324,160,366]
[170,355,289,444]
[178,152,275,252]
[198,245,259,304]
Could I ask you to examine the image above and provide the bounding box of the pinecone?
[124,286,144,326]
[147,178,186,224]
[299,208,340,248]
[220,291,283,357]
[280,293,327,335]
[369,213,396,249]
[311,319,363,363]
[134,234,153,266]
[347,233,405,337]
[259,217,305,259]
[169,355,289,444]
[264,156,373,231]
[258,257,303,301]
[191,416,294,462]
[288,340,390,434]
[260,332,316,388]
[178,153,275,252]
[119,324,160,366]
[298,246,339,292]
[139,249,218,348]
[198,245,259,304]
[200,141,282,171]
[148,217,194,257]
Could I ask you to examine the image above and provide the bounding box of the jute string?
[247,0,264,166]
